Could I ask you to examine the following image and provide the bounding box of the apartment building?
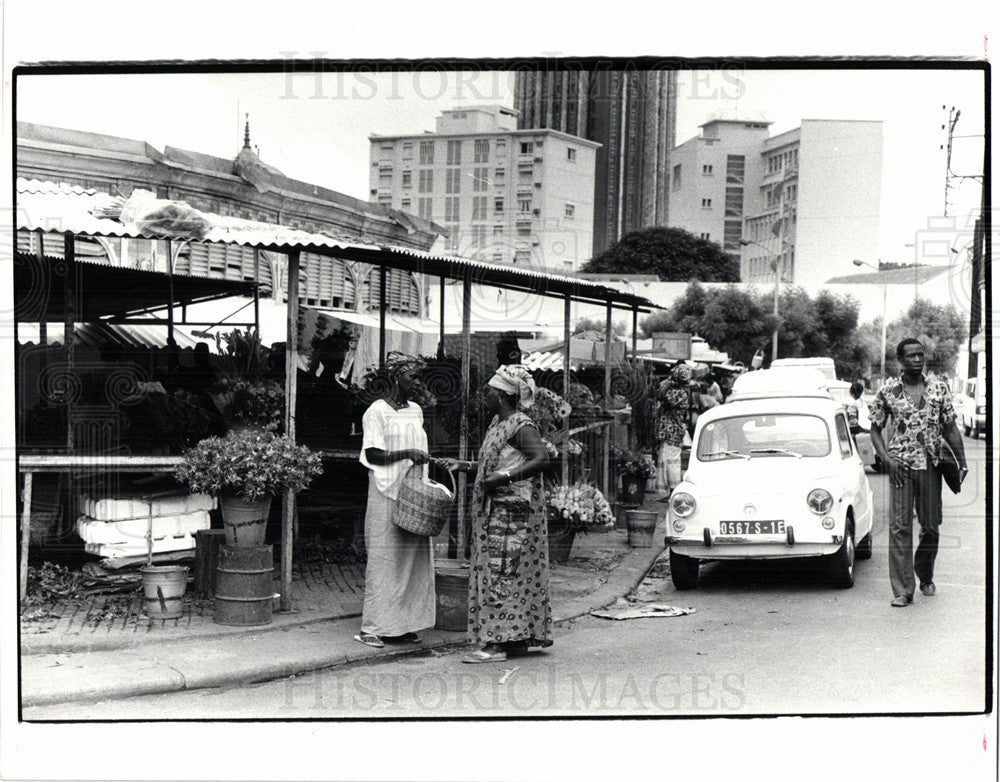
[668,118,883,286]
[514,70,678,255]
[369,105,599,272]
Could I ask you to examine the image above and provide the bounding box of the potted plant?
[174,429,324,546]
[545,481,616,564]
[612,446,657,505]
[216,377,285,432]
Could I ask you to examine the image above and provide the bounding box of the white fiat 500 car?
[666,368,874,590]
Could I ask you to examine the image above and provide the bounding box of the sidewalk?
[20,499,667,708]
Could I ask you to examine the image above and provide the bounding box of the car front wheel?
[669,549,700,590]
[855,532,873,560]
[828,526,856,588]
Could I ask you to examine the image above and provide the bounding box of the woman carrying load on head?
[355,351,436,649]
[444,364,551,663]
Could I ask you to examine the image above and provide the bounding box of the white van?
[770,357,838,382]
[955,376,986,438]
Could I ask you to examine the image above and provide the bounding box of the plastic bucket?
[434,564,470,632]
[140,565,189,620]
[214,544,276,626]
[220,497,271,547]
[625,510,659,548]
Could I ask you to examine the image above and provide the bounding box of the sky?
[14,66,986,266]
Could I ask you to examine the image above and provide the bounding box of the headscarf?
[487,364,536,411]
[383,351,426,382]
[670,364,692,385]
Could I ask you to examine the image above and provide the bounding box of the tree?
[582,227,740,281]
[883,298,966,377]
[572,317,628,339]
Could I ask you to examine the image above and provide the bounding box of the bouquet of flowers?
[547,481,615,532]
[611,446,657,479]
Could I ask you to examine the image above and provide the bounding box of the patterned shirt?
[655,382,691,447]
[868,374,955,470]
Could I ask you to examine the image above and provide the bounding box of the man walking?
[869,338,967,607]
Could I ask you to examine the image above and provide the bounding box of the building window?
[418,170,434,193]
[471,225,487,249]
[702,164,713,175]
[447,140,462,165]
[518,198,532,213]
[378,172,392,187]
[379,144,394,154]
[494,169,506,184]
[673,164,682,190]
[494,197,504,214]
[514,249,531,265]
[401,198,411,210]
[474,139,489,163]
[701,198,712,208]
[567,147,577,162]
[446,169,461,194]
[496,139,507,155]
[418,197,433,219]
[377,194,392,204]
[564,204,575,219]
[725,187,743,218]
[493,224,504,236]
[402,142,413,158]
[419,141,435,165]
[700,232,710,240]
[517,226,532,237]
[445,196,460,222]
[472,196,488,221]
[445,226,460,252]
[473,167,490,191]
[520,141,533,155]
[518,169,532,185]
[401,170,412,188]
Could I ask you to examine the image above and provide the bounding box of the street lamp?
[853,259,887,380]
[740,238,781,361]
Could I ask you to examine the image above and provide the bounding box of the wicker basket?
[392,464,456,537]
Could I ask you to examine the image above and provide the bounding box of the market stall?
[15,179,659,607]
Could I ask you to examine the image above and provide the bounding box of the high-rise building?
[514,69,678,255]
[369,105,599,272]
[668,118,883,287]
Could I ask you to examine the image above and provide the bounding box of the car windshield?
[697,413,832,461]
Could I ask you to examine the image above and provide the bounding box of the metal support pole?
[631,307,638,361]
[457,275,472,558]
[19,472,33,605]
[879,283,887,381]
[280,250,300,612]
[602,301,613,497]
[772,262,780,362]
[379,265,387,367]
[63,233,76,450]
[562,294,571,484]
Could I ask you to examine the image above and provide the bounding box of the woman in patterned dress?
[445,365,552,663]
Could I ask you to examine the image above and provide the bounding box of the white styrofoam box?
[79,493,216,522]
[76,510,211,545]
[85,532,198,559]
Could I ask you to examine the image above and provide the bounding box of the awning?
[14,252,257,322]
[16,179,660,314]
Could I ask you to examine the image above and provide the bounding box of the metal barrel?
[434,564,470,632]
[625,510,658,548]
[213,544,275,626]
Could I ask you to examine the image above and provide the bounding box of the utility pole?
[941,105,960,217]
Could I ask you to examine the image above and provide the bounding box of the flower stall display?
[217,377,285,432]
[546,481,616,563]
[175,429,323,546]
[612,446,656,505]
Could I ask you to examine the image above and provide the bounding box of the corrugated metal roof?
[16,179,660,312]
[824,267,949,285]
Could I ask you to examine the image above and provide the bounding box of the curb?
[22,529,667,708]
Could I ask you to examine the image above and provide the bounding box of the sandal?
[383,632,421,644]
[462,649,508,664]
[353,633,385,648]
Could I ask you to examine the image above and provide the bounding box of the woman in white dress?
[355,352,436,648]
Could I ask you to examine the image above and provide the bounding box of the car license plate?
[719,520,786,535]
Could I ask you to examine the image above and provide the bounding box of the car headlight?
[807,488,834,514]
[671,492,697,518]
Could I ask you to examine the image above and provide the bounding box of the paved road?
[25,437,988,719]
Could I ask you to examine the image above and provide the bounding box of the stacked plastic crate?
[75,493,215,559]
